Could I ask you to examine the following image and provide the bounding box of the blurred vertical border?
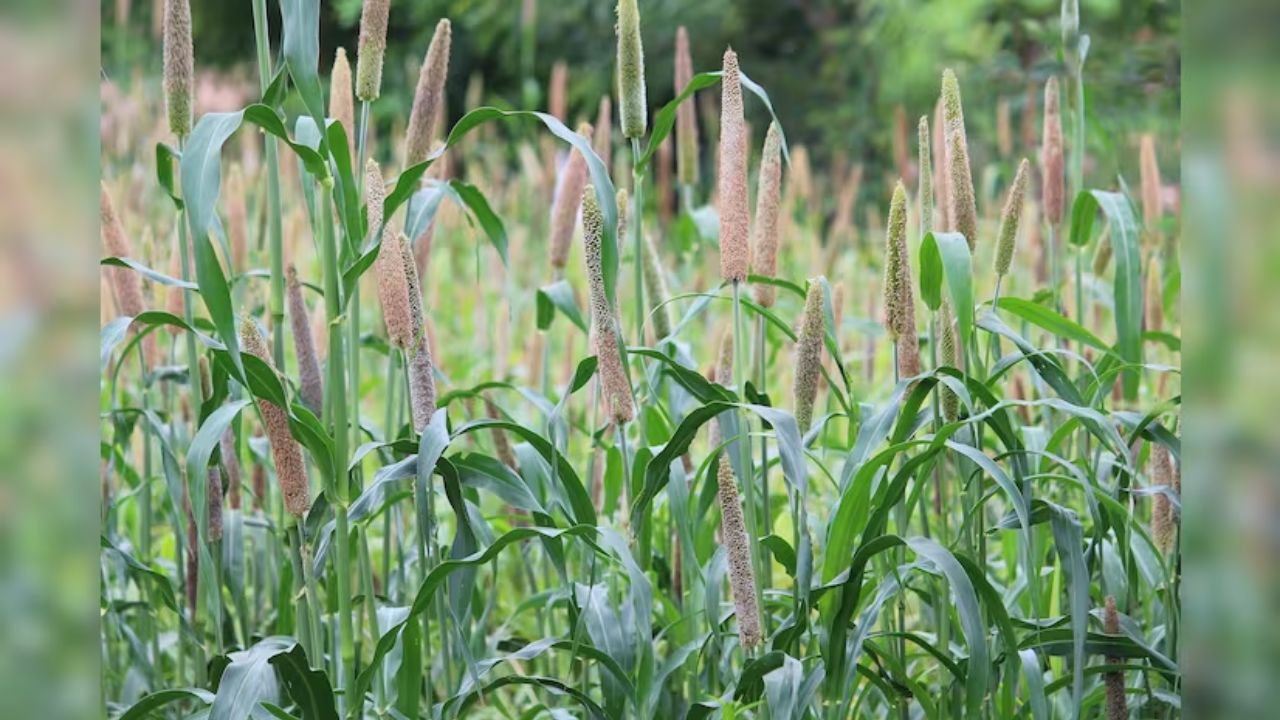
[1184,1,1280,718]
[0,0,99,717]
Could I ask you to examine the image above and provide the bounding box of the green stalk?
[287,523,318,665]
[252,0,286,370]
[317,179,355,713]
[631,139,646,349]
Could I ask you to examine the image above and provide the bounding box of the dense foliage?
[100,0,1180,717]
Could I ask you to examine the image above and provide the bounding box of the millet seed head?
[716,458,761,648]
[583,187,634,425]
[163,0,193,137]
[550,122,594,270]
[995,158,1030,277]
[918,115,934,236]
[239,317,311,517]
[616,0,647,139]
[947,128,978,251]
[751,122,784,307]
[405,19,452,167]
[674,26,699,186]
[793,280,826,434]
[718,48,750,283]
[355,0,391,102]
[1042,77,1065,227]
[286,264,324,415]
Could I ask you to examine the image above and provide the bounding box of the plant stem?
[754,314,773,591]
[251,0,286,371]
[631,138,646,349]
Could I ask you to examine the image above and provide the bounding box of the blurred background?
[98,0,1179,192]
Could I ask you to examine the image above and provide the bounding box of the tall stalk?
[252,0,286,370]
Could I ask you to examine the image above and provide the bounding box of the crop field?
[99,0,1180,718]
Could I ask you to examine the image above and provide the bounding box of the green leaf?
[209,636,294,720]
[279,0,324,135]
[101,256,199,290]
[638,69,789,171]
[1091,190,1143,400]
[536,279,587,332]
[268,644,338,720]
[1067,191,1100,248]
[920,232,973,350]
[118,688,215,720]
[994,296,1108,351]
[448,179,508,264]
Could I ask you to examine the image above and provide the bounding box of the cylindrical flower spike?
[101,182,158,366]
[641,229,673,342]
[163,0,193,137]
[240,317,311,517]
[751,122,783,307]
[718,48,750,283]
[1145,256,1163,332]
[616,0,647,139]
[1042,77,1065,228]
[995,158,1031,277]
[405,19,452,167]
[918,116,934,236]
[1103,596,1128,720]
[486,398,517,470]
[594,95,613,165]
[939,299,960,422]
[286,265,324,415]
[207,467,224,543]
[1151,443,1176,553]
[400,235,437,431]
[548,60,568,121]
[674,26,699,186]
[716,458,761,648]
[583,186,634,425]
[374,226,414,348]
[793,280,825,434]
[946,128,978,251]
[550,122,594,270]
[942,70,978,250]
[883,182,916,341]
[355,0,390,102]
[221,428,242,511]
[330,48,355,164]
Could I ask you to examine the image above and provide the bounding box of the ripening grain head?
[355,0,390,101]
[918,115,933,236]
[594,95,613,162]
[995,158,1030,277]
[1103,595,1128,720]
[1151,443,1175,553]
[206,467,223,543]
[405,19,452,167]
[947,128,978,251]
[239,317,311,517]
[616,0,647,139]
[674,26,699,186]
[1145,255,1163,332]
[100,182,145,320]
[550,122,594,270]
[399,233,425,340]
[548,60,568,121]
[718,48,750,283]
[642,231,673,342]
[716,457,761,648]
[375,231,414,348]
[751,122,783,307]
[583,187,634,425]
[286,264,324,415]
[941,69,965,139]
[793,281,825,433]
[882,182,915,341]
[1042,77,1065,227]
[939,299,960,422]
[221,428,241,511]
[330,47,355,141]
[163,0,193,137]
